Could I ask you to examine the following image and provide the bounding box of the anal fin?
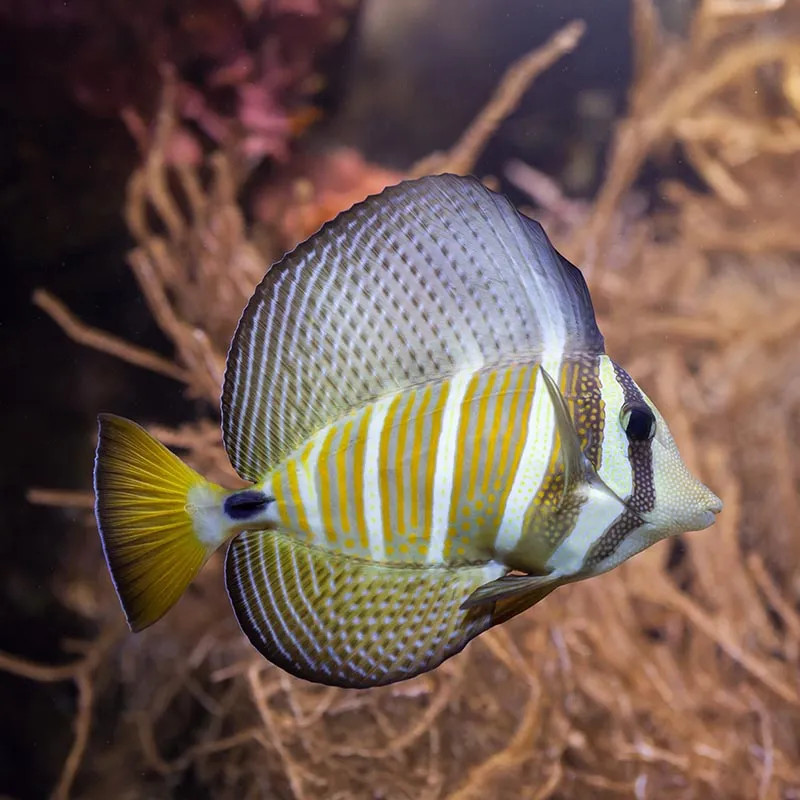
[225,531,505,688]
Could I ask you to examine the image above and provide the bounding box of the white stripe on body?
[427,369,475,564]
[594,356,633,498]
[545,356,633,575]
[299,432,327,547]
[494,352,563,555]
[363,395,395,561]
[545,485,626,575]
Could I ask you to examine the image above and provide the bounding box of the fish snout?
[705,489,723,516]
[688,484,723,531]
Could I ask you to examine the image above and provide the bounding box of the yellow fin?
[94,414,227,632]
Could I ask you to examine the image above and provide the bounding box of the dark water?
[0,0,634,795]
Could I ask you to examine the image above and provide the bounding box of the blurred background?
[2,0,800,797]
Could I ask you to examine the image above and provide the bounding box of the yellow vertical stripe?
[469,371,496,498]
[317,426,340,543]
[496,366,526,484]
[285,460,310,534]
[270,470,292,527]
[495,366,537,524]
[449,372,483,523]
[394,391,416,536]
[483,367,513,494]
[299,439,315,480]
[569,359,580,399]
[352,406,372,549]
[424,380,450,539]
[379,393,404,546]
[409,387,431,530]
[335,420,354,536]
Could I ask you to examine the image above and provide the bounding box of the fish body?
[259,357,611,573]
[94,174,721,688]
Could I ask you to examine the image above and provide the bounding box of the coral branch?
[410,20,586,178]
[27,489,95,508]
[32,289,191,384]
[0,625,121,798]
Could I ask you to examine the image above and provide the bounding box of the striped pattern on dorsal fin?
[222,174,604,481]
[224,530,506,688]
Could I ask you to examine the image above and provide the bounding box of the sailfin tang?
[94,414,228,632]
[223,173,604,481]
[225,530,505,688]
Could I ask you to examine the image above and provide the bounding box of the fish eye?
[620,403,656,441]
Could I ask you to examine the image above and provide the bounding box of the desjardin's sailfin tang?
[222,173,605,482]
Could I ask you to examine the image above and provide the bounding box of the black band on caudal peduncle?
[223,490,273,520]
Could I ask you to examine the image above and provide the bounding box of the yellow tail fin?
[93,414,228,632]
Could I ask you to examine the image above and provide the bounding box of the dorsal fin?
[222,174,604,480]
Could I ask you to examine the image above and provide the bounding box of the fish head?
[592,362,722,568]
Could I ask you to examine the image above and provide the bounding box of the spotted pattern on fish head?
[583,362,721,572]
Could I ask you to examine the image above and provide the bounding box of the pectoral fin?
[540,367,627,508]
[491,581,560,626]
[539,367,590,500]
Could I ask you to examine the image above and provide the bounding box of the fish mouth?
[626,499,721,534]
[679,500,722,533]
[696,490,723,529]
[695,509,719,530]
[706,492,724,516]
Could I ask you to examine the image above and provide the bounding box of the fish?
[93,174,722,688]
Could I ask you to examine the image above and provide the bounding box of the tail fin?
[93,414,228,631]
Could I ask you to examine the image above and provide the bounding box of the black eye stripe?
[583,363,657,568]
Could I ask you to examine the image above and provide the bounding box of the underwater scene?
[2,0,800,798]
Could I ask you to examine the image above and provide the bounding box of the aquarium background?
[2,0,800,797]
